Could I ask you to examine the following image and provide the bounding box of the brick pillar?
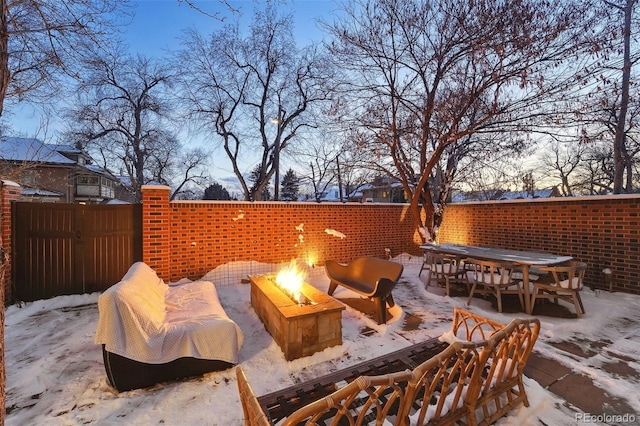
[1,181,21,304]
[141,185,171,281]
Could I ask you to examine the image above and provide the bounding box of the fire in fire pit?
[273,260,315,306]
[250,268,345,360]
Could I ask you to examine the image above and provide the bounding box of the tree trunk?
[410,186,436,244]
[336,157,343,202]
[0,2,8,420]
[0,0,9,118]
[613,0,634,194]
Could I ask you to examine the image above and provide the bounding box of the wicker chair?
[466,258,525,313]
[421,252,467,296]
[397,340,490,425]
[236,365,411,426]
[236,367,271,426]
[472,317,541,425]
[235,309,540,426]
[532,261,588,318]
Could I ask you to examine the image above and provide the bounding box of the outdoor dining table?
[420,243,573,314]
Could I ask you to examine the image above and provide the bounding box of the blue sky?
[8,0,337,134]
[123,0,340,194]
[8,0,339,195]
[127,0,336,56]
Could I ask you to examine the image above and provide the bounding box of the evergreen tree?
[280,169,300,201]
[249,165,271,201]
[203,182,232,200]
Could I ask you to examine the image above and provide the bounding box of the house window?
[77,175,99,185]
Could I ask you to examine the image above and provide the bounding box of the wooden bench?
[324,257,404,324]
[236,308,540,425]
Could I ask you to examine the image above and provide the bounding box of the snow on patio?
[5,256,640,425]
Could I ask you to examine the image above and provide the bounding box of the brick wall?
[141,186,639,294]
[2,180,21,302]
[141,186,422,283]
[142,185,172,280]
[438,195,640,293]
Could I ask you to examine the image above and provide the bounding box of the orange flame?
[275,260,307,303]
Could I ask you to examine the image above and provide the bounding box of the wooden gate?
[12,203,142,302]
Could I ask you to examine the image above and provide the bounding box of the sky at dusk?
[7,0,340,196]
[125,1,340,193]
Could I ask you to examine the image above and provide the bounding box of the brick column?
[1,180,21,304]
[141,185,171,281]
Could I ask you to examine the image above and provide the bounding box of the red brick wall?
[141,186,639,294]
[438,195,640,293]
[141,186,422,283]
[142,186,172,279]
[2,181,22,302]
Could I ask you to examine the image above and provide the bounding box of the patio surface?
[341,288,640,422]
[5,258,640,425]
[502,295,639,419]
[525,347,638,417]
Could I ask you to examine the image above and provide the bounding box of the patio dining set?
[419,243,588,318]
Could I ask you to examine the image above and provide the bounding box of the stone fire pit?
[249,273,345,361]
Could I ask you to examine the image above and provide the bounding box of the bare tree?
[0,0,130,119]
[605,0,638,193]
[0,1,129,420]
[325,0,588,241]
[562,0,640,193]
[288,134,340,202]
[175,2,332,200]
[150,143,209,201]
[574,143,616,194]
[540,141,587,196]
[65,49,207,202]
[565,77,640,194]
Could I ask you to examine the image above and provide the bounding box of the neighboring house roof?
[51,144,82,154]
[452,187,559,203]
[106,198,131,204]
[317,184,341,202]
[1,137,76,164]
[1,137,115,178]
[1,136,123,203]
[85,164,111,175]
[313,183,365,202]
[497,188,557,200]
[20,188,64,197]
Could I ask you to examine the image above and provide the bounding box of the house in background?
[451,187,561,203]
[315,185,341,202]
[0,136,128,203]
[355,176,407,203]
[307,176,408,204]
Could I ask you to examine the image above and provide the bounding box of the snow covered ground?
[5,255,640,425]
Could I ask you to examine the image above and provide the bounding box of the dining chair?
[466,259,524,313]
[421,252,467,296]
[532,261,588,318]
